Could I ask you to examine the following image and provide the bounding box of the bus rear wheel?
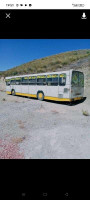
[11,89,15,96]
[37,92,44,101]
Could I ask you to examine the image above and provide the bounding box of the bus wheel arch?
[37,91,44,101]
[11,89,16,96]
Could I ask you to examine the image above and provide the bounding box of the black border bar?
[0,9,90,38]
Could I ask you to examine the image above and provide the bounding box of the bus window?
[47,74,58,86]
[10,79,16,85]
[16,78,22,85]
[59,74,66,86]
[79,72,84,87]
[37,75,46,85]
[71,71,78,86]
[29,76,36,85]
[22,77,29,85]
[6,80,10,86]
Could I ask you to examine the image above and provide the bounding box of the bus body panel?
[71,86,84,99]
[58,74,70,99]
[14,85,22,93]
[10,85,16,91]
[29,85,37,96]
[21,85,29,94]
[46,86,58,97]
[6,85,11,92]
[5,69,84,102]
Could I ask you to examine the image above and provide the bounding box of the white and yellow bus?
[5,69,84,102]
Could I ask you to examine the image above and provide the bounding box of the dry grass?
[1,49,90,77]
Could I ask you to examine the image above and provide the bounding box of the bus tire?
[37,91,44,101]
[11,89,15,96]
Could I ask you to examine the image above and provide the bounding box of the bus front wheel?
[37,92,44,101]
[11,89,15,96]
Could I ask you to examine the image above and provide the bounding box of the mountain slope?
[1,49,90,77]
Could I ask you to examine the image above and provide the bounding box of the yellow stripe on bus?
[44,96,83,101]
[6,91,11,94]
[15,92,37,98]
[44,96,71,101]
[72,97,83,101]
[6,91,83,102]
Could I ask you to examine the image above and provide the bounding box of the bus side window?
[22,77,29,85]
[47,74,58,86]
[71,71,78,86]
[29,76,36,85]
[10,80,16,85]
[79,72,84,87]
[52,75,58,86]
[16,79,21,85]
[37,76,46,85]
[59,74,66,86]
[6,81,10,86]
[47,77,52,86]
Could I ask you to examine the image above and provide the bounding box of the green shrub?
[62,61,68,65]
[87,51,90,54]
[12,71,18,75]
[43,65,48,68]
[73,51,78,55]
[70,57,76,62]
[50,60,61,65]
[1,49,90,77]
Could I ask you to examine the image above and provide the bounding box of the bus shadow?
[44,97,87,106]
[13,95,87,106]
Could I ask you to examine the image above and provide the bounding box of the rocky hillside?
[0,50,90,96]
[0,49,90,77]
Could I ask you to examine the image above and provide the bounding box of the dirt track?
[0,87,90,159]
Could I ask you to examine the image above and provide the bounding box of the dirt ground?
[0,76,90,159]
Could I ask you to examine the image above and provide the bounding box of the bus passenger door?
[58,73,70,99]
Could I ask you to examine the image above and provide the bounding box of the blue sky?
[0,39,90,71]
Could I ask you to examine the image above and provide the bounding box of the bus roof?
[5,69,75,79]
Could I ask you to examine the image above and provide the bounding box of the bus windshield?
[71,71,84,87]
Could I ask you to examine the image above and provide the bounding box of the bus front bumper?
[70,97,84,101]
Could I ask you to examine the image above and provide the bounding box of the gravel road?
[0,88,90,159]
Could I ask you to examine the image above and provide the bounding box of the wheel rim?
[38,93,43,99]
[12,91,14,94]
